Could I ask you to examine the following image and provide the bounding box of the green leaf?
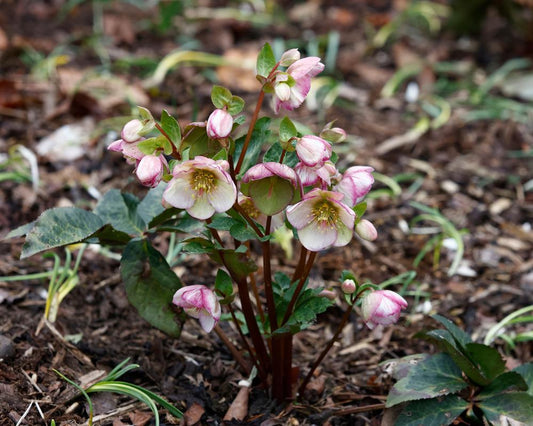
[120,239,183,337]
[353,202,367,219]
[207,215,243,232]
[94,189,145,235]
[234,117,271,176]
[137,136,171,155]
[478,372,528,399]
[217,249,257,281]
[432,314,472,349]
[179,123,220,158]
[263,142,299,167]
[417,329,490,385]
[386,353,468,407]
[160,110,181,145]
[256,43,276,78]
[395,394,469,426]
[215,269,233,298]
[513,363,533,396]
[227,96,245,115]
[380,354,431,381]
[248,176,295,216]
[182,237,216,254]
[465,342,505,382]
[279,116,297,143]
[211,85,232,109]
[21,207,105,258]
[5,221,35,239]
[137,183,167,227]
[478,392,533,424]
[229,222,259,242]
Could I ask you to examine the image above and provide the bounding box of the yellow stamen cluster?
[312,200,339,227]
[240,198,261,219]
[191,169,216,195]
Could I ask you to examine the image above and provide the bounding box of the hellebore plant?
[10,44,408,403]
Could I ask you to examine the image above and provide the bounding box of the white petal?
[286,201,314,229]
[333,222,353,247]
[207,180,237,213]
[297,223,337,252]
[188,195,216,220]
[198,311,216,332]
[163,178,195,209]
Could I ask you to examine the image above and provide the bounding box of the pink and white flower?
[272,56,324,113]
[295,161,339,188]
[172,285,221,333]
[361,290,408,330]
[135,154,167,188]
[286,189,355,252]
[341,279,356,294]
[163,156,237,220]
[334,166,374,207]
[206,109,233,139]
[242,162,298,187]
[295,135,332,168]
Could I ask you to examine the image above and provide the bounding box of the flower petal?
[198,310,216,332]
[188,194,216,220]
[207,179,237,213]
[297,223,337,251]
[163,177,195,209]
[286,200,314,229]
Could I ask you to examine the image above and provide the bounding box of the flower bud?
[320,126,346,143]
[361,290,408,330]
[295,135,332,168]
[121,119,143,143]
[279,48,300,67]
[207,109,233,139]
[341,279,356,294]
[274,82,291,102]
[172,285,221,333]
[135,154,164,188]
[355,219,378,241]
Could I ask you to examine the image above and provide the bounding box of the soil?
[1,1,532,425]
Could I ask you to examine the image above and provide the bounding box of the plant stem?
[281,251,317,325]
[232,203,265,239]
[297,300,356,398]
[227,304,260,373]
[234,90,265,175]
[214,325,251,375]
[155,122,181,160]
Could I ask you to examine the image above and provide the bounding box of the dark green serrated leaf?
[478,372,528,399]
[182,237,216,254]
[234,117,271,176]
[263,142,299,167]
[217,250,257,281]
[227,96,244,115]
[256,43,276,78]
[513,363,533,396]
[418,329,490,385]
[279,116,297,143]
[380,354,431,381]
[395,394,469,426]
[465,342,505,382]
[432,314,472,348]
[121,239,183,337]
[21,207,105,258]
[211,85,232,108]
[386,353,468,408]
[86,224,131,246]
[94,190,145,236]
[478,392,533,424]
[137,183,167,227]
[207,215,243,231]
[215,269,233,297]
[160,109,181,144]
[229,222,258,241]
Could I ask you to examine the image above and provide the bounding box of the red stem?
[234,91,265,175]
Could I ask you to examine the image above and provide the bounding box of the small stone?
[0,335,15,360]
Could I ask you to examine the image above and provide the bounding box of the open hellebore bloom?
[173,285,221,333]
[295,135,332,168]
[206,109,233,139]
[163,156,237,220]
[272,56,324,113]
[242,162,298,216]
[286,189,355,252]
[334,166,374,207]
[361,290,408,330]
[135,154,166,188]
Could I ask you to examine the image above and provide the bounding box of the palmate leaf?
[395,394,469,426]
[386,353,468,407]
[121,239,184,338]
[94,189,145,235]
